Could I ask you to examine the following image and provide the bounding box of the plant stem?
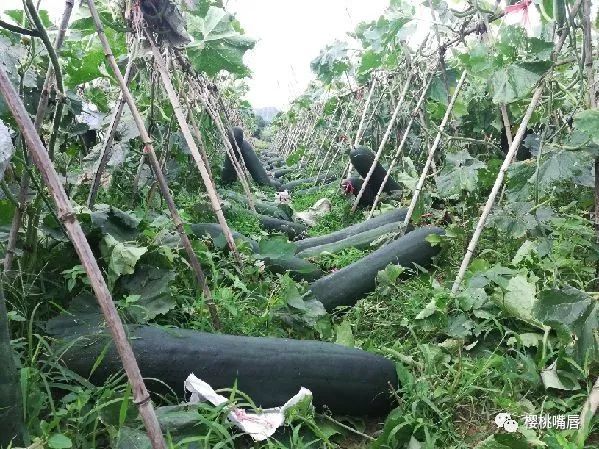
[3,0,74,274]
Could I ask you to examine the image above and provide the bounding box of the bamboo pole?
[0,64,167,449]
[146,33,240,262]
[4,0,74,273]
[368,72,436,217]
[313,100,351,177]
[351,73,414,212]
[186,72,256,211]
[352,76,378,149]
[403,70,467,227]
[86,0,221,328]
[88,47,137,208]
[451,0,581,294]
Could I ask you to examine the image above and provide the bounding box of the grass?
[4,173,597,449]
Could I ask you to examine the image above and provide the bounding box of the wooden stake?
[0,64,167,449]
[86,0,221,329]
[368,73,435,217]
[146,33,240,262]
[403,71,466,227]
[351,73,414,212]
[4,0,74,273]
[451,0,581,294]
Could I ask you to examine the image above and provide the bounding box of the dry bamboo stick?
[314,100,351,177]
[352,77,378,148]
[188,74,256,211]
[3,0,74,273]
[0,64,167,449]
[326,103,361,177]
[351,73,414,212]
[88,46,137,208]
[147,33,240,262]
[367,72,436,218]
[452,0,581,294]
[403,70,467,227]
[86,0,221,328]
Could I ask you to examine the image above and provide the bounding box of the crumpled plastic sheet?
[295,198,331,226]
[184,373,312,441]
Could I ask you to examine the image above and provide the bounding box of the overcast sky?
[225,0,389,109]
[2,0,389,110]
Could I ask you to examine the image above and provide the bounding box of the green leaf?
[530,149,589,189]
[121,266,177,322]
[534,287,599,367]
[48,433,73,449]
[335,320,354,347]
[310,40,351,84]
[573,108,599,145]
[186,6,255,76]
[495,275,539,325]
[90,205,141,241]
[102,235,148,280]
[436,150,486,198]
[490,61,550,104]
[62,43,107,88]
[257,236,296,260]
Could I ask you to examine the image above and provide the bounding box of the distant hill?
[254,107,280,123]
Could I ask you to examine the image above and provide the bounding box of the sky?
[2,0,389,110]
[225,0,389,109]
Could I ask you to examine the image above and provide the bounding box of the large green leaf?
[310,41,351,84]
[529,148,590,189]
[100,235,147,285]
[490,61,550,104]
[186,6,255,76]
[534,287,599,367]
[495,275,539,325]
[436,150,486,198]
[573,108,599,145]
[89,205,141,242]
[120,265,176,322]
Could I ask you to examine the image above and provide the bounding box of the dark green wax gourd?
[350,146,401,193]
[221,190,291,220]
[221,127,245,184]
[190,223,259,252]
[221,155,238,184]
[258,215,307,239]
[280,174,337,191]
[240,139,275,186]
[297,220,411,258]
[261,256,323,282]
[294,207,409,253]
[60,326,398,416]
[343,176,378,207]
[273,167,295,178]
[309,227,444,311]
